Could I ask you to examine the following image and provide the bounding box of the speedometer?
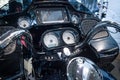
[43,32,59,48]
[62,30,76,44]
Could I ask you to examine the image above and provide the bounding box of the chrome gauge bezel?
[18,17,31,29]
[41,28,80,50]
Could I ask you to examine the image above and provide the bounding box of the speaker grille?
[80,19,99,36]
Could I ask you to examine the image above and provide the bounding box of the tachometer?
[62,30,76,44]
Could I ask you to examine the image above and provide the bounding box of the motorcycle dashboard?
[35,8,69,24]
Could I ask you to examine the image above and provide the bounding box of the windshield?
[0,0,9,8]
[0,0,99,16]
[68,0,99,13]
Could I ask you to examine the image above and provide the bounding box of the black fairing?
[0,43,23,79]
[0,0,119,80]
[90,35,119,55]
[89,30,119,68]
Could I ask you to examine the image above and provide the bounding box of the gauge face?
[62,30,76,44]
[18,17,31,29]
[43,32,59,48]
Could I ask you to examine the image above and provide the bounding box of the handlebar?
[0,29,32,56]
[75,21,120,49]
[69,21,120,59]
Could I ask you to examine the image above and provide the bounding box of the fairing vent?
[80,19,99,36]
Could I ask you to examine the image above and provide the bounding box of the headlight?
[67,57,102,80]
[43,32,59,48]
[18,17,31,29]
[62,30,76,44]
